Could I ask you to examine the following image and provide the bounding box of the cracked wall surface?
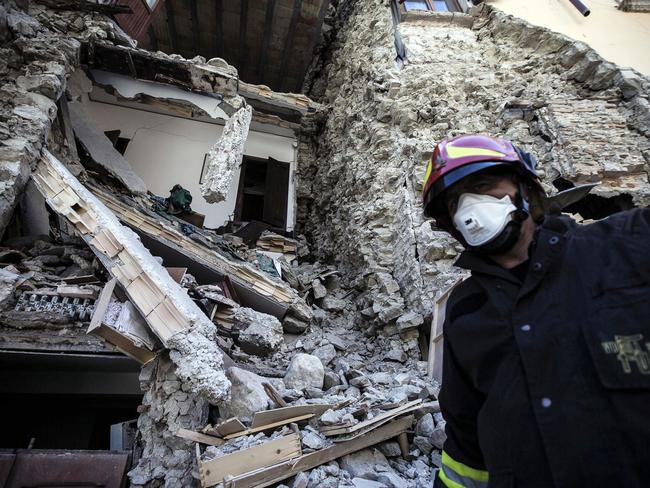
[297,1,650,321]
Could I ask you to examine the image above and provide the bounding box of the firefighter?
[422,134,650,487]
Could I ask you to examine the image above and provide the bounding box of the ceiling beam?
[256,0,277,84]
[190,0,201,56]
[214,0,224,58]
[239,0,249,76]
[295,0,329,93]
[277,0,302,92]
[165,0,179,54]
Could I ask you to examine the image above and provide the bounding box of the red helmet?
[422,134,543,232]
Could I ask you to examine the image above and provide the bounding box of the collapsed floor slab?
[32,149,230,402]
[89,186,312,329]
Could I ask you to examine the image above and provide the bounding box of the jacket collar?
[454,214,576,283]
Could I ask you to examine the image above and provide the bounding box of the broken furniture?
[194,413,415,488]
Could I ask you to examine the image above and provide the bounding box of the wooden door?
[263,158,290,229]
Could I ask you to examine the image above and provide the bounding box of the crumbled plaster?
[200,104,253,203]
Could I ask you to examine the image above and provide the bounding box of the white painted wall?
[487,0,650,76]
[83,101,297,230]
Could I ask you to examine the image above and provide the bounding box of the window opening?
[103,130,130,156]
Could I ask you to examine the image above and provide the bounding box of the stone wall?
[297,1,650,324]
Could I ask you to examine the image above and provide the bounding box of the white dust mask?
[453,193,517,247]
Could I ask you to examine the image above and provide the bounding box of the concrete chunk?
[68,101,147,194]
[200,105,252,203]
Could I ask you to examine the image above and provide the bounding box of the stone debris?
[0,0,648,486]
[233,306,284,356]
[218,367,271,422]
[284,353,325,390]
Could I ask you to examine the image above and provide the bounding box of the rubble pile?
[187,345,441,487]
[0,234,109,349]
[1,0,649,486]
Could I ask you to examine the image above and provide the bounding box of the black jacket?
[434,209,650,488]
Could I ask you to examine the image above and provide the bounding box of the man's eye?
[472,183,490,192]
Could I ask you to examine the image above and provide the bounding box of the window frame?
[397,0,462,13]
[140,0,159,12]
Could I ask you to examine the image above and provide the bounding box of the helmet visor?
[430,161,509,208]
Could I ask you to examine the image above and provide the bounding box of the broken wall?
[297,1,650,322]
[83,96,297,229]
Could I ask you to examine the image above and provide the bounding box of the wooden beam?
[148,24,159,52]
[277,0,302,91]
[294,0,329,93]
[214,0,224,58]
[176,428,224,447]
[427,278,465,381]
[166,0,179,54]
[256,0,277,83]
[56,97,79,163]
[225,416,414,488]
[190,0,201,56]
[34,0,133,14]
[238,0,249,74]
[251,403,332,427]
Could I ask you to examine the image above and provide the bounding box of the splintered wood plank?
[146,297,189,341]
[212,418,246,437]
[251,404,332,429]
[223,414,314,440]
[428,278,466,381]
[176,428,224,447]
[262,382,287,408]
[198,433,302,487]
[88,278,117,334]
[320,399,422,437]
[225,416,414,488]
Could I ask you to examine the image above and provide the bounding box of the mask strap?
[513,182,530,221]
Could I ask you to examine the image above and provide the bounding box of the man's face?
[444,170,519,219]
